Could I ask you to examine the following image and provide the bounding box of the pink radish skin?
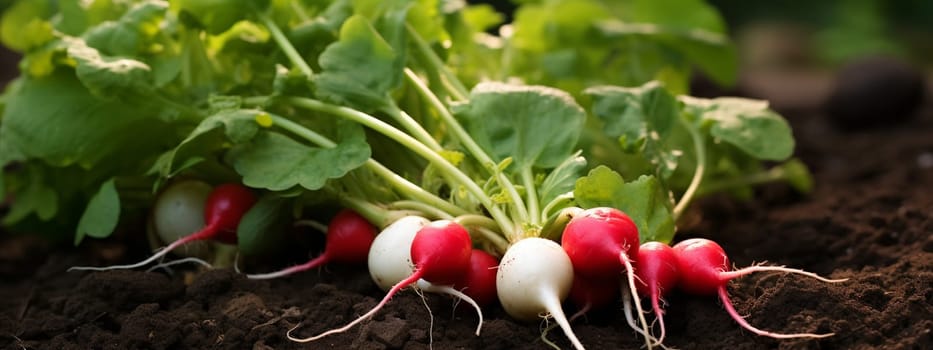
[454,249,500,307]
[70,183,257,272]
[634,241,679,344]
[247,209,376,279]
[561,207,639,279]
[561,207,653,348]
[290,220,482,342]
[673,238,846,339]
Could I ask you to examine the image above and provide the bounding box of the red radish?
[289,220,483,342]
[454,249,500,307]
[70,183,257,271]
[246,209,376,279]
[561,207,652,348]
[634,241,679,344]
[673,238,846,339]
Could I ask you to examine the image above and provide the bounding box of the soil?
[1,71,932,350]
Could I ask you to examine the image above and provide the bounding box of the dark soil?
[1,74,932,350]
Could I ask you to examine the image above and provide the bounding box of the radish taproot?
[561,207,653,348]
[69,183,257,271]
[496,237,583,350]
[246,209,376,279]
[288,219,485,342]
[672,238,846,339]
[634,241,680,344]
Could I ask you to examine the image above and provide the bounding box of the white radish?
[496,237,583,350]
[367,215,429,290]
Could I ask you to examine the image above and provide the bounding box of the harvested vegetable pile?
[1,1,930,349]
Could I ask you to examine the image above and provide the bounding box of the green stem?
[673,120,706,220]
[521,167,540,225]
[257,12,313,78]
[695,164,795,196]
[541,191,575,221]
[286,97,516,238]
[405,24,469,101]
[335,194,419,229]
[403,68,529,224]
[386,102,443,151]
[268,114,466,217]
[454,215,509,253]
[364,160,467,216]
[289,0,312,22]
[538,207,582,242]
[390,200,453,220]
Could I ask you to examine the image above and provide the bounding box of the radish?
[454,249,500,308]
[367,215,430,290]
[148,179,213,259]
[69,183,257,271]
[289,219,484,342]
[633,241,679,344]
[246,209,376,279]
[496,237,583,350]
[561,207,652,348]
[672,238,846,339]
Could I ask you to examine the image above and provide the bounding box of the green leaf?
[586,81,681,178]
[0,72,171,169]
[155,109,262,177]
[178,0,270,34]
[82,0,168,56]
[229,122,371,191]
[236,193,290,256]
[0,0,54,52]
[628,0,726,33]
[574,166,675,243]
[66,38,154,98]
[314,15,402,111]
[453,82,586,172]
[616,0,736,85]
[74,179,120,245]
[1,164,59,225]
[681,96,795,161]
[538,152,586,208]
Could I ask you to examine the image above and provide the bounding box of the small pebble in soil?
[916,152,933,169]
[824,55,927,130]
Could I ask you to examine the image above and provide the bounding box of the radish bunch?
[288,217,491,342]
[631,238,847,344]
[561,207,653,348]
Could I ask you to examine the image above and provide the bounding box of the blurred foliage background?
[2,0,932,90]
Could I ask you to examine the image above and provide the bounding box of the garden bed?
[1,73,931,350]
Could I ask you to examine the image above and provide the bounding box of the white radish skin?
[290,217,484,343]
[496,238,583,350]
[368,216,483,333]
[150,180,213,258]
[367,216,429,290]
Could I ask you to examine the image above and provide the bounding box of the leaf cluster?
[0,0,808,255]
